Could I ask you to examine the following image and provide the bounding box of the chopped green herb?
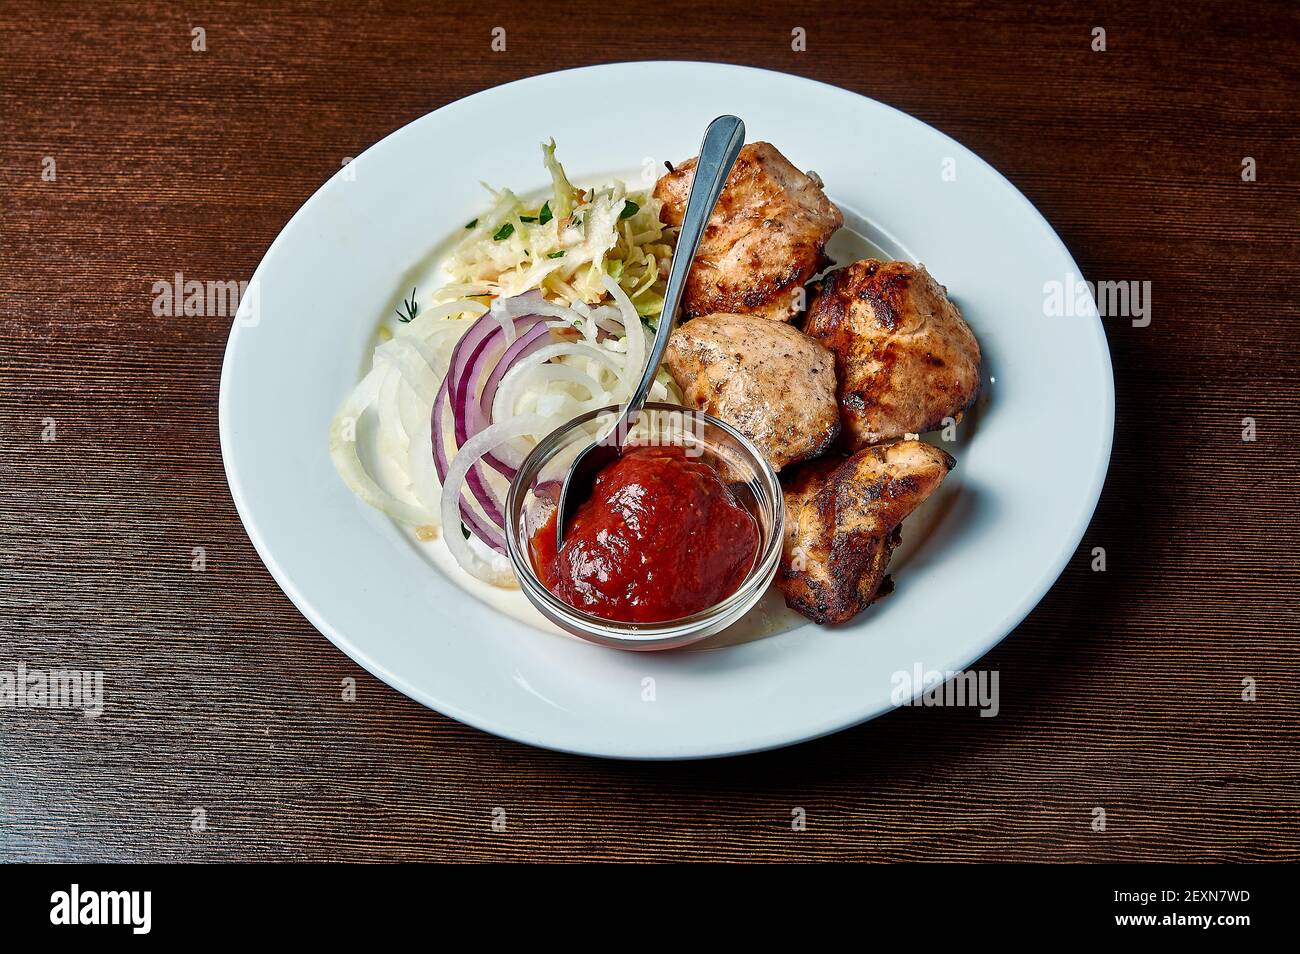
[519,215,538,223]
[538,201,553,225]
[465,218,477,229]
[546,250,566,259]
[461,522,471,540]
[492,222,515,241]
[395,287,418,323]
[619,200,640,220]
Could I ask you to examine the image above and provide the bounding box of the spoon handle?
[613,115,746,439]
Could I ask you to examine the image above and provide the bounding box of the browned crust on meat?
[777,440,955,624]
[804,260,982,447]
[654,142,843,321]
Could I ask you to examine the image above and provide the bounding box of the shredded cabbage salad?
[437,139,673,316]
[329,141,679,586]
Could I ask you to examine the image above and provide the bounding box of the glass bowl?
[505,403,784,651]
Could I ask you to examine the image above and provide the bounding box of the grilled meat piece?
[804,259,981,448]
[655,142,843,321]
[778,440,954,624]
[663,312,839,472]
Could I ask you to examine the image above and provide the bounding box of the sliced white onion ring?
[494,340,632,421]
[397,299,485,338]
[329,366,437,527]
[441,413,549,586]
[492,363,602,422]
[603,274,646,378]
[375,336,444,406]
[374,362,409,468]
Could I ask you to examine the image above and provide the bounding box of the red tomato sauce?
[531,445,759,623]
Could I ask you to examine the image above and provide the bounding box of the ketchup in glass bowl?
[530,445,759,624]
[505,404,784,651]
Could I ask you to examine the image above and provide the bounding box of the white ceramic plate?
[219,62,1113,759]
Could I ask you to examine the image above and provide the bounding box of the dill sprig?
[395,287,418,323]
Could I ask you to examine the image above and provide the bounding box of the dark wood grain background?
[2,0,1297,863]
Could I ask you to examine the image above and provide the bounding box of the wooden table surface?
[2,0,1297,863]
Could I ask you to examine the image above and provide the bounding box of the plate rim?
[218,60,1115,760]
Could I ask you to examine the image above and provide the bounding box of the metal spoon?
[555,114,745,547]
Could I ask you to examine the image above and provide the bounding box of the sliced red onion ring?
[431,296,558,552]
[481,320,552,420]
[450,313,547,442]
[592,314,625,336]
[452,315,546,518]
[475,321,552,479]
[430,375,505,552]
[444,309,504,474]
[455,324,507,444]
[533,479,562,504]
[446,309,504,404]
